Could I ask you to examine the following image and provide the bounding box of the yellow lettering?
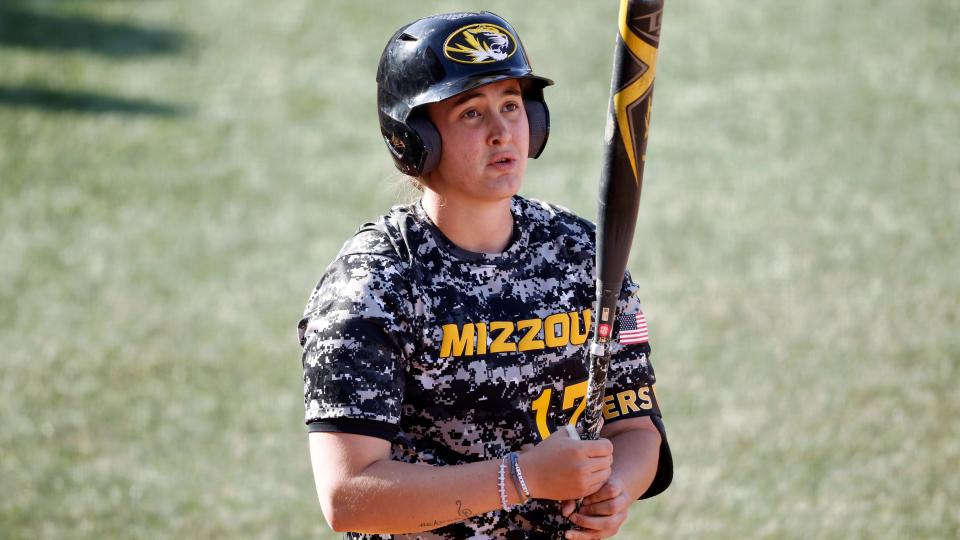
[476,322,488,355]
[637,386,653,410]
[440,323,475,357]
[569,309,591,345]
[443,311,596,358]
[561,380,589,428]
[517,318,545,352]
[544,313,570,348]
[616,389,641,414]
[531,388,553,440]
[489,321,517,353]
[602,394,620,420]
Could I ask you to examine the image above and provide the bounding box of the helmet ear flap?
[408,114,442,176]
[524,98,550,159]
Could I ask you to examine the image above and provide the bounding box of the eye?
[461,109,481,119]
[503,101,520,113]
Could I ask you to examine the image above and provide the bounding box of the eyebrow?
[451,87,521,107]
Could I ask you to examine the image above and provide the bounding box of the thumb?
[561,499,576,518]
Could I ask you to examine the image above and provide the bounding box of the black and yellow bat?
[579,0,664,441]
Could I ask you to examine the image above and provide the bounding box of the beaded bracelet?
[511,452,532,501]
[498,455,511,511]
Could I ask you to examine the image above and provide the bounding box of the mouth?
[488,153,518,169]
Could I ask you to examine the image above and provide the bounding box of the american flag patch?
[617,310,649,345]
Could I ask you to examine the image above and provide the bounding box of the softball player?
[299,11,672,539]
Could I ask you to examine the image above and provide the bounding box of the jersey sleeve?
[603,272,660,421]
[298,250,417,440]
[603,271,673,499]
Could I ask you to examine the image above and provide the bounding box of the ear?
[524,98,550,159]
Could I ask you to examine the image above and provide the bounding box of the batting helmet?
[376,11,554,177]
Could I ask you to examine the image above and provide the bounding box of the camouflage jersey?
[298,196,672,539]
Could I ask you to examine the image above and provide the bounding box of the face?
[423,78,529,203]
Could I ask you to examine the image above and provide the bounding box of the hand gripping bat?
[578,0,664,442]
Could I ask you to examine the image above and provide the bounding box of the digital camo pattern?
[299,196,662,539]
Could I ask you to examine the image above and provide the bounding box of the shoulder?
[329,201,432,269]
[307,203,425,308]
[515,196,596,250]
[300,206,421,343]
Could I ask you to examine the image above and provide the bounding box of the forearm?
[608,425,661,500]
[326,457,525,534]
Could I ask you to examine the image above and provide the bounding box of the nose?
[487,110,513,146]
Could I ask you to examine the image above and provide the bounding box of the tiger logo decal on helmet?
[443,23,517,64]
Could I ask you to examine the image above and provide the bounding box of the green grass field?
[2,1,957,538]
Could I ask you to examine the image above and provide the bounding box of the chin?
[485,175,523,200]
[467,188,520,204]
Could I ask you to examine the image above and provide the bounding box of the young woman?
[298,11,672,539]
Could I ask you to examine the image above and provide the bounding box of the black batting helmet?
[376,11,554,177]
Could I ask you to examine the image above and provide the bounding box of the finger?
[564,529,603,540]
[588,468,612,488]
[562,529,588,540]
[564,527,614,540]
[561,499,576,518]
[581,497,628,517]
[568,511,619,533]
[584,453,614,474]
[569,512,607,531]
[582,480,621,505]
[581,490,612,506]
[583,438,614,457]
[581,479,607,499]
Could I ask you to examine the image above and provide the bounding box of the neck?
[421,191,515,254]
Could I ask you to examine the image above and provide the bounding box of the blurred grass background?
[1,0,957,538]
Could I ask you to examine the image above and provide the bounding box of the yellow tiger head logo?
[443,23,517,64]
